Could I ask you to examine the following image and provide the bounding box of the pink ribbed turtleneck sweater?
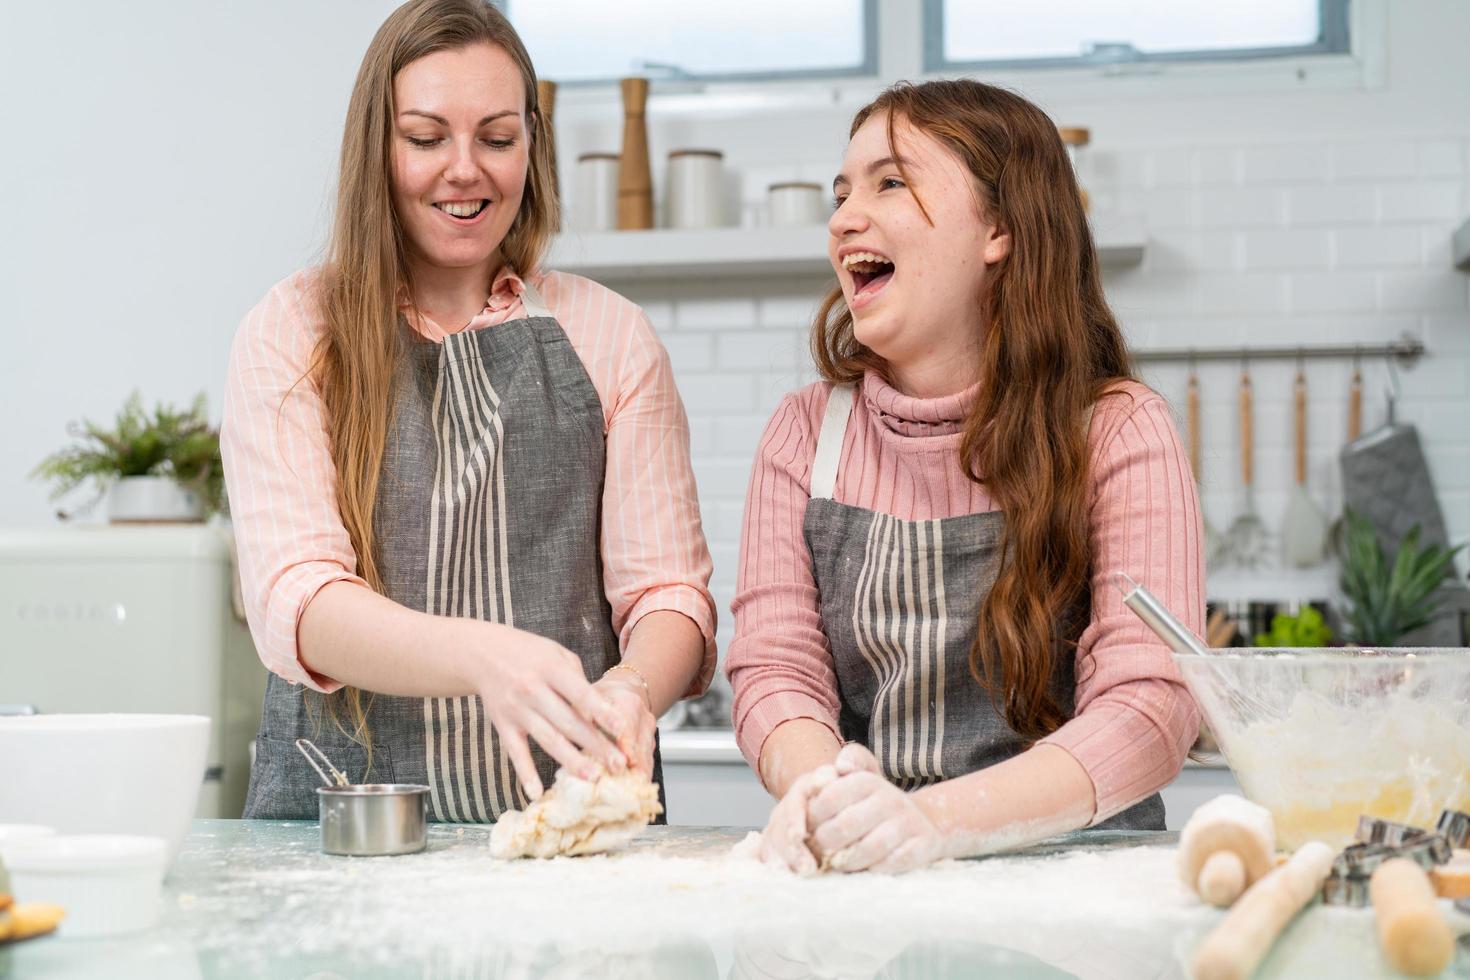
[726,371,1204,823]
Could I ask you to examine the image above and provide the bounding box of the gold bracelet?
[605,662,653,711]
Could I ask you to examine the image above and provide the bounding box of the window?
[501,0,877,85]
[925,0,1350,72]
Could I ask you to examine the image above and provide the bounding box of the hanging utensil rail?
[1133,333,1425,366]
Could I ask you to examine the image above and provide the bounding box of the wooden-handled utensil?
[1283,366,1328,566]
[1189,369,1227,566]
[1224,364,1269,568]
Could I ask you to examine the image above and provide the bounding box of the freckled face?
[828,113,1009,368]
[391,43,530,276]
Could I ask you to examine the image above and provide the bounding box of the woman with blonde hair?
[224,0,715,820]
[729,79,1203,873]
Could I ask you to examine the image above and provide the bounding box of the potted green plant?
[31,393,226,523]
[1337,510,1463,646]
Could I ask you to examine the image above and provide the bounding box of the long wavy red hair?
[811,80,1135,741]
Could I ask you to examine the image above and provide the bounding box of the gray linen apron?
[803,384,1163,828]
[243,283,666,821]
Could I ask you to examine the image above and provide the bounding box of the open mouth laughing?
[841,249,896,306]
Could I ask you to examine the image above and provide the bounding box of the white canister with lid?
[4,834,168,937]
[767,181,827,226]
[573,152,620,232]
[666,149,725,229]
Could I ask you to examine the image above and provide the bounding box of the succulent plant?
[1337,510,1462,646]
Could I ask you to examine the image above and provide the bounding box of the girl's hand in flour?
[806,743,946,874]
[757,764,838,875]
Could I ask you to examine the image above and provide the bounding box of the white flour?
[168,826,1213,976]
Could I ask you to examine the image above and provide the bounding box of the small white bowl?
[0,824,58,848]
[3,834,168,937]
[0,714,209,867]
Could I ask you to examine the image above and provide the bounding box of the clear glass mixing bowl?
[1172,648,1470,850]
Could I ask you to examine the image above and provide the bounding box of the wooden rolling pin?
[616,77,654,230]
[1179,795,1276,907]
[1192,841,1334,980]
[1371,858,1454,976]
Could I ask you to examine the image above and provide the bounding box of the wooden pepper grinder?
[617,77,654,230]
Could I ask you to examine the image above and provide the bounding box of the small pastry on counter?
[1371,858,1454,976]
[490,767,662,859]
[0,903,65,944]
[1178,794,1277,907]
[1429,850,1470,898]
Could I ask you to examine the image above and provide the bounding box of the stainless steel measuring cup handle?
[296,737,350,787]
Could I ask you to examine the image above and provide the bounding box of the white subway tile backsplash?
[1418,140,1464,178]
[758,290,825,330]
[673,295,759,330]
[1241,230,1330,270]
[1331,142,1418,181]
[1378,182,1463,223]
[1144,230,1237,272]
[1286,186,1377,226]
[1333,227,1421,268]
[1241,145,1330,184]
[692,459,758,503]
[716,331,800,371]
[1198,273,1289,313]
[1151,148,1194,187]
[1194,148,1241,185]
[1289,273,1378,313]
[1199,188,1285,228]
[715,415,772,457]
[662,334,715,373]
[1379,271,1469,312]
[675,373,757,414]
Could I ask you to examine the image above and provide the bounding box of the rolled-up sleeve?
[1039,389,1204,823]
[221,272,365,693]
[725,389,843,768]
[599,305,718,697]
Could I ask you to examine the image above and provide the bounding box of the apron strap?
[809,384,855,500]
[518,280,554,320]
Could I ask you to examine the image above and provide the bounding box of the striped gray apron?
[803,384,1162,828]
[244,283,665,822]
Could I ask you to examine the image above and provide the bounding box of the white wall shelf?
[546,213,1147,283]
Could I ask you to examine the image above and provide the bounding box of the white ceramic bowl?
[3,834,167,937]
[0,714,209,868]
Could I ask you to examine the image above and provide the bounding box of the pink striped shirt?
[726,372,1203,822]
[222,265,717,696]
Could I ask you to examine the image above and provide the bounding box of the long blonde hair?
[308,0,560,748]
[812,81,1134,742]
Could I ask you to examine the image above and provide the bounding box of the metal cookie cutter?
[1436,809,1470,850]
[1333,841,1397,879]
[1396,831,1454,871]
[1322,873,1371,907]
[1356,816,1425,847]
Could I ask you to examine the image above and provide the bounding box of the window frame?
[498,0,881,87]
[921,0,1351,74]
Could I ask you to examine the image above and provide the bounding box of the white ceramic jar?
[767,181,826,226]
[666,149,724,229]
[573,152,620,232]
[4,834,168,937]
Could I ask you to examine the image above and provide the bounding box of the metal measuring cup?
[295,738,430,857]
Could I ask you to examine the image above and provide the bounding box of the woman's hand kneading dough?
[807,743,946,874]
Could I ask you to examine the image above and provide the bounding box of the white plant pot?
[107,475,204,523]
